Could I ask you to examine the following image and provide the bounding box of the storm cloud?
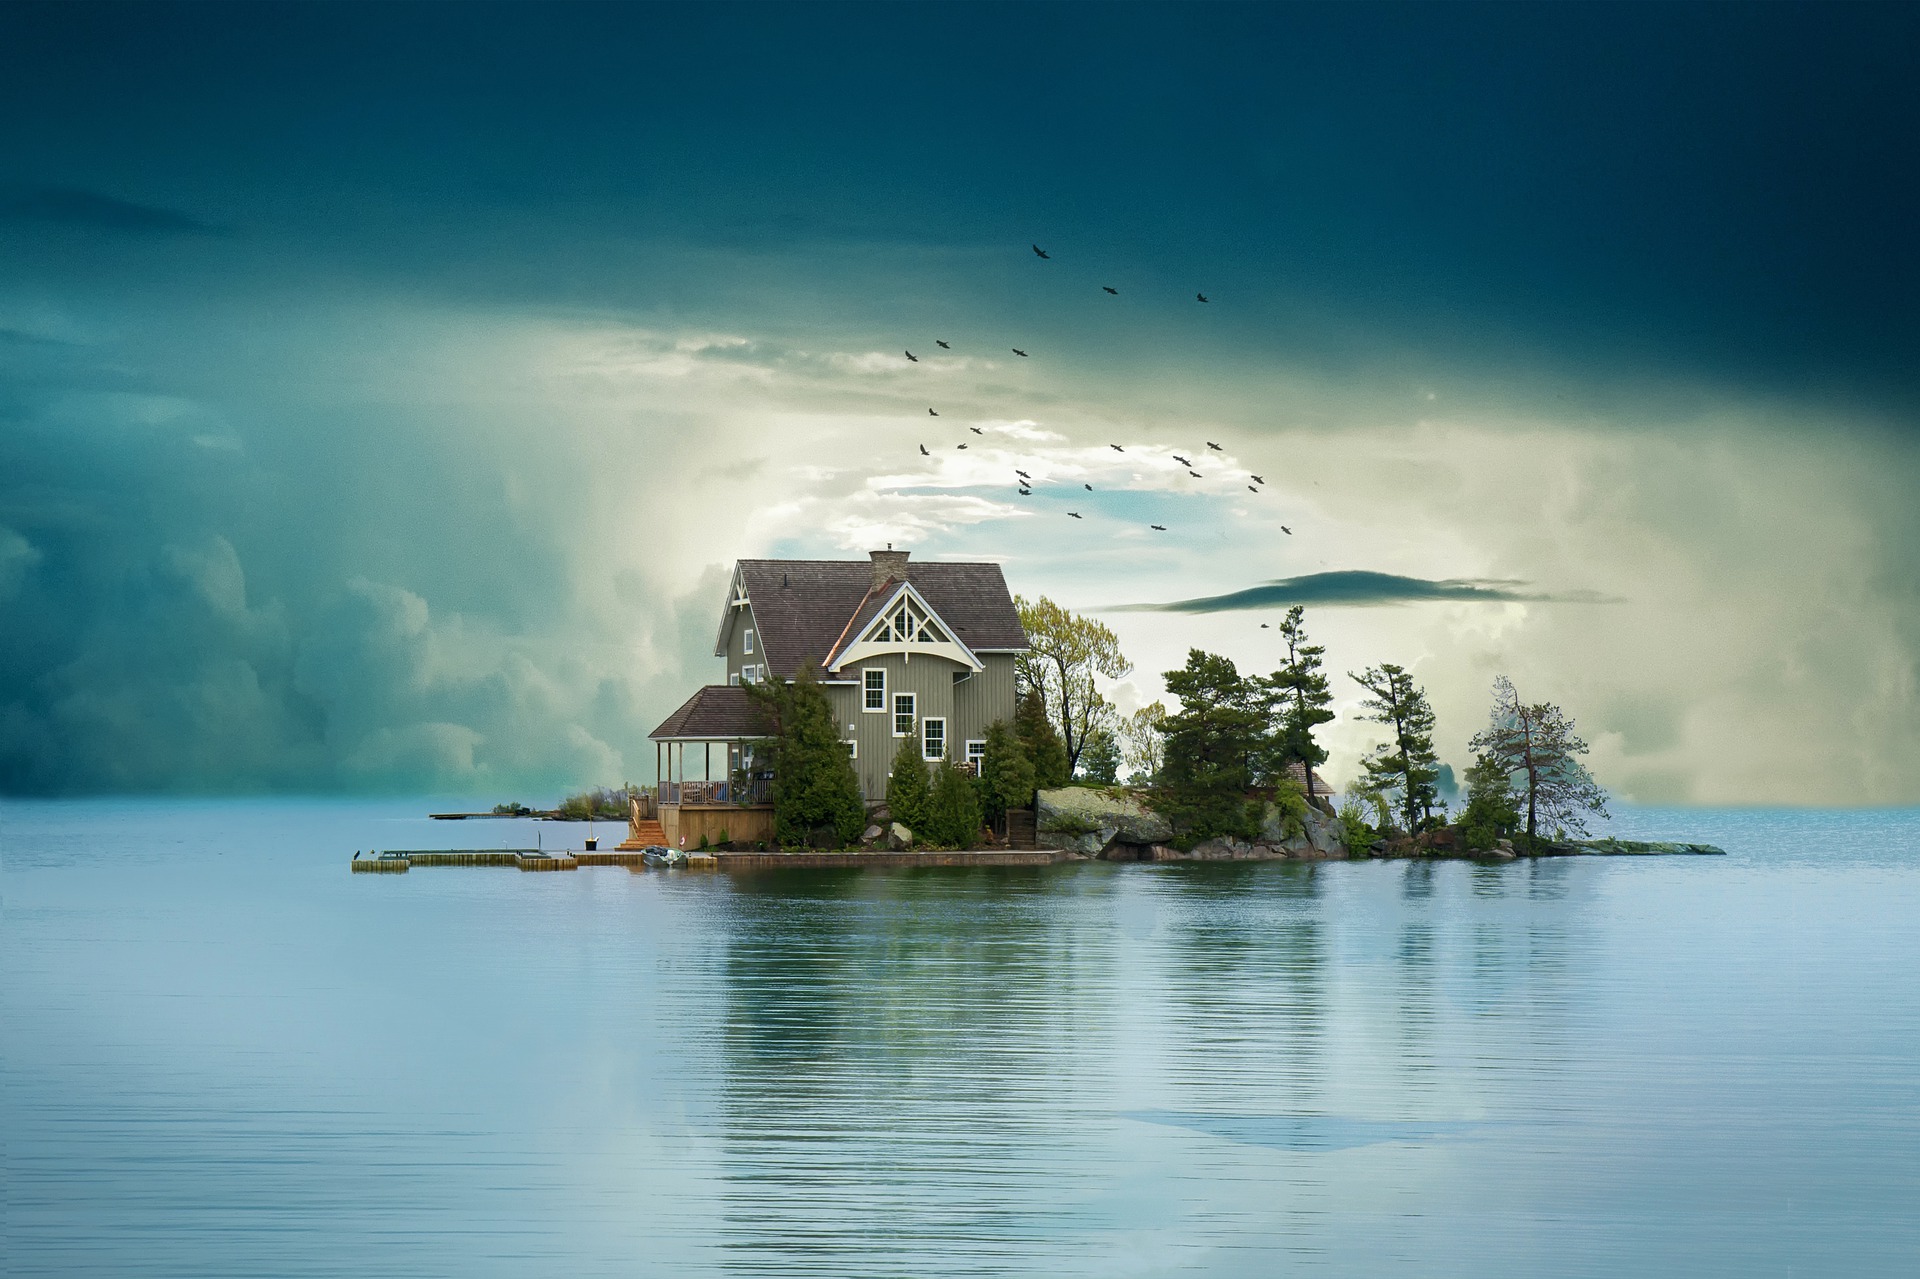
[1,187,228,237]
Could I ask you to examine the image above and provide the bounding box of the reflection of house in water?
[648,548,1028,847]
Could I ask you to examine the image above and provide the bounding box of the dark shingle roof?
[735,559,1027,678]
[648,684,775,741]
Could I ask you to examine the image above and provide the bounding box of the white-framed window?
[744,628,754,655]
[739,664,762,684]
[922,717,946,761]
[728,672,740,686]
[864,667,887,712]
[966,739,986,768]
[893,692,916,737]
[844,738,857,760]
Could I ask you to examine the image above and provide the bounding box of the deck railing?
[658,777,773,807]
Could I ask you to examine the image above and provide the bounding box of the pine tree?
[1350,663,1442,834]
[744,664,865,848]
[1263,606,1335,798]
[1078,727,1121,784]
[1014,686,1071,789]
[1156,649,1265,845]
[886,733,932,836]
[1468,676,1610,842]
[977,718,1036,830]
[924,756,984,848]
[1457,755,1523,851]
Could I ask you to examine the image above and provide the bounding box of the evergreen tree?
[977,718,1036,830]
[1457,754,1523,851]
[744,664,865,848]
[1468,676,1610,841]
[1014,686,1071,789]
[1155,649,1264,845]
[1350,663,1442,834]
[1262,606,1335,798]
[1078,727,1121,784]
[885,733,932,836]
[924,756,984,848]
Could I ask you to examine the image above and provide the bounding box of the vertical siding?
[722,603,761,681]
[832,651,1019,801]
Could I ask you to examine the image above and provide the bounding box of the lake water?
[5,799,1919,1277]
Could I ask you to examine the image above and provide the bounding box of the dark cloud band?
[1,187,228,237]
[1113,571,1618,613]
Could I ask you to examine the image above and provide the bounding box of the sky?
[3,0,1918,803]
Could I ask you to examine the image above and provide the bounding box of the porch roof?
[648,684,775,742]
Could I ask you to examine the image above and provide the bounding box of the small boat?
[640,846,685,867]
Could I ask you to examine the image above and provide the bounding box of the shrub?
[1338,796,1376,854]
[976,718,1035,828]
[1270,777,1309,840]
[923,756,984,848]
[886,735,932,837]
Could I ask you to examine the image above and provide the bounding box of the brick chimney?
[869,547,910,589]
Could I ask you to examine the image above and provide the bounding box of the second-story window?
[893,692,916,737]
[864,668,886,712]
[744,628,754,655]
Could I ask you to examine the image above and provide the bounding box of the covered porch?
[649,685,776,849]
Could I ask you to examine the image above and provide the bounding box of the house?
[647,548,1028,844]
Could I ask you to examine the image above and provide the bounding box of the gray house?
[650,549,1028,819]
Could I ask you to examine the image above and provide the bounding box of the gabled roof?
[648,684,775,741]
[720,558,1027,678]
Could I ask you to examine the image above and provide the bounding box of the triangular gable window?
[866,593,945,646]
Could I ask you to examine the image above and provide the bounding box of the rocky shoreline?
[1033,787,1724,862]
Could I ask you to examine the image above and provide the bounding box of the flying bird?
[905,350,918,362]
[1172,455,1191,466]
[1110,444,1125,452]
[1019,487,1031,495]
[969,426,983,435]
[1188,470,1202,478]
[1248,485,1259,493]
[1015,469,1031,478]
[1250,474,1264,484]
[1068,512,1082,519]
[1011,348,1028,357]
[1084,483,1093,491]
[1281,525,1292,535]
[1260,623,1270,629]
[1196,292,1209,303]
[1032,244,1050,259]
[957,443,968,450]
[1150,524,1167,531]
[918,444,930,457]
[928,408,938,416]
[936,340,951,349]
[1206,442,1223,451]
[1102,286,1118,295]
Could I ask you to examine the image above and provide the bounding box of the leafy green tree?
[1014,595,1132,774]
[1350,663,1442,834]
[923,756,984,848]
[1155,649,1264,845]
[1337,795,1377,855]
[1118,700,1167,783]
[1078,727,1121,784]
[1457,755,1523,851]
[1468,676,1610,841]
[1014,686,1071,789]
[886,733,932,835]
[744,664,865,848]
[1261,606,1335,798]
[977,718,1035,830]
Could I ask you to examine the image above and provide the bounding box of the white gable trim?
[828,581,984,673]
[712,563,750,657]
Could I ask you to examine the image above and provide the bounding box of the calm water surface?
[5,799,1919,1276]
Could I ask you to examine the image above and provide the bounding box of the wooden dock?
[356,847,1070,873]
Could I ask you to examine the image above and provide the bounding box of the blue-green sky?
[4,1,1918,801]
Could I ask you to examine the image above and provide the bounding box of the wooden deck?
[356,847,1071,873]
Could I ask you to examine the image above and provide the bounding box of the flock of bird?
[904,243,1286,536]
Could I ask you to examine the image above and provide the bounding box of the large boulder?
[1035,787,1173,854]
[887,822,913,850]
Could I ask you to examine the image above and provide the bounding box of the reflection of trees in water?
[1153,864,1329,1116]
[709,867,1122,1276]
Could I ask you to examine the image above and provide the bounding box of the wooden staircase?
[618,819,667,850]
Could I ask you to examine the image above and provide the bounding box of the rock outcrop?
[1035,787,1174,855]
